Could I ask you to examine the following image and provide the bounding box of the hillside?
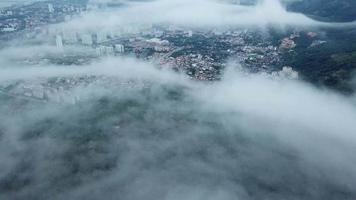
[288,0,356,22]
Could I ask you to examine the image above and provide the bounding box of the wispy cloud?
[1,1,356,199]
[0,57,356,199]
[56,0,327,32]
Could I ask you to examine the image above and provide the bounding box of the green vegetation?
[289,0,356,22]
[282,28,356,93]
[332,51,356,65]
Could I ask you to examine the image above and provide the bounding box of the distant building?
[187,30,193,37]
[146,38,169,46]
[63,32,78,44]
[114,44,125,53]
[307,32,318,38]
[154,46,170,52]
[280,38,296,49]
[81,34,93,45]
[2,27,16,32]
[48,4,55,13]
[56,35,63,49]
[106,46,114,55]
[96,47,103,56]
[96,45,114,56]
[96,32,107,43]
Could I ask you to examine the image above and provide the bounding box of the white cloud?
[0,0,43,8]
[56,0,326,32]
[1,0,356,199]
[1,57,356,199]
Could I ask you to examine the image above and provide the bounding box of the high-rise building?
[81,34,93,45]
[105,46,114,55]
[96,45,114,56]
[48,4,55,13]
[114,44,125,53]
[56,35,63,49]
[96,32,107,43]
[63,32,78,44]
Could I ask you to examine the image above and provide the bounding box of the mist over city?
[0,0,356,200]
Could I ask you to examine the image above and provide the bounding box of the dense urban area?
[1,1,356,200]
[0,0,330,104]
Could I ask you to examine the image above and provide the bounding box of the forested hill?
[288,0,356,22]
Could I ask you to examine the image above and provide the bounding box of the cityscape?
[1,1,356,200]
[0,0,310,103]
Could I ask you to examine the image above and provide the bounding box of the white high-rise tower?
[48,4,55,13]
[56,35,63,49]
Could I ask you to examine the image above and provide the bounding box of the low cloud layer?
[0,57,356,199]
[0,0,42,8]
[1,0,356,199]
[56,0,330,32]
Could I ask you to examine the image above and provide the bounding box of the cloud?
[0,0,44,8]
[55,0,327,33]
[1,0,356,199]
[0,57,356,199]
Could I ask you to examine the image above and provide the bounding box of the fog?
[56,0,327,32]
[0,56,356,199]
[1,0,356,199]
[0,0,43,8]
